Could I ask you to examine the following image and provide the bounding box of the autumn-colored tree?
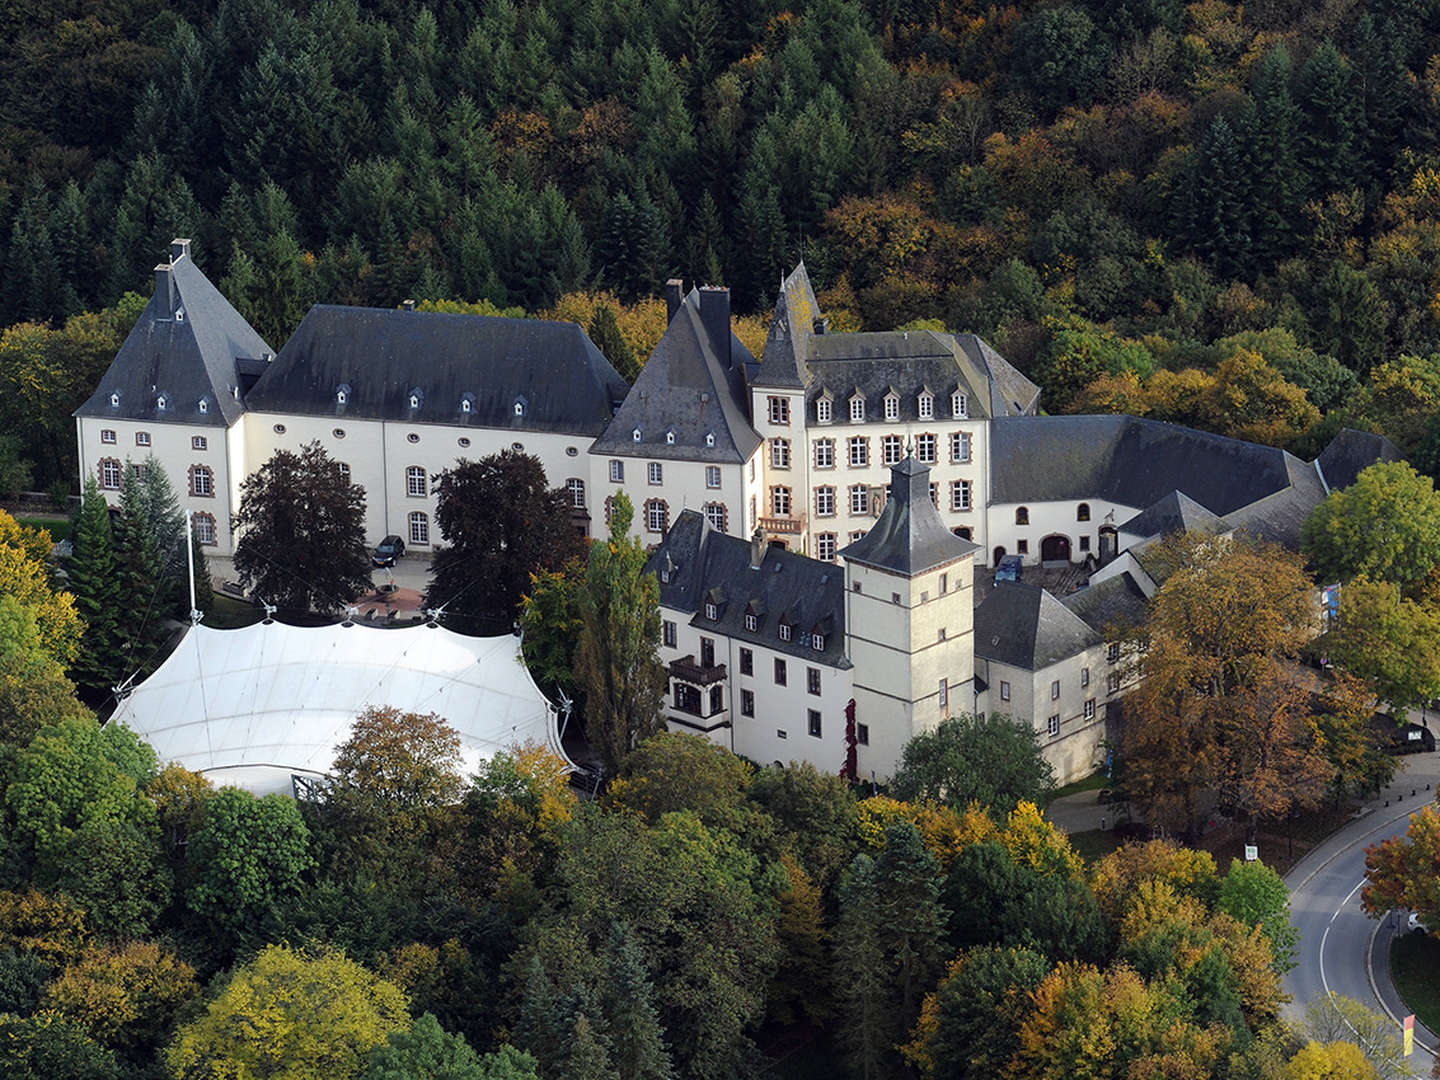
[0,508,82,670]
[1089,840,1221,924]
[165,945,410,1080]
[1301,995,1410,1080]
[46,941,199,1056]
[768,855,830,1026]
[520,558,586,709]
[1280,1041,1379,1080]
[1314,673,1398,802]
[0,593,88,746]
[1362,803,1440,932]
[605,732,762,837]
[460,743,576,901]
[331,707,465,812]
[855,795,996,871]
[0,1012,119,1080]
[0,889,90,968]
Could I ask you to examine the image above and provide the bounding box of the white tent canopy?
[110,621,567,796]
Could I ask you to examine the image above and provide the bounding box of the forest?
[7,0,1440,497]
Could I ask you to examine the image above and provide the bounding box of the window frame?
[99,458,122,490]
[849,485,870,516]
[808,709,822,738]
[1047,715,1060,737]
[1000,680,1011,702]
[815,486,836,517]
[771,438,791,469]
[817,532,837,561]
[950,479,972,511]
[192,511,217,546]
[847,436,869,467]
[408,511,430,544]
[647,461,663,485]
[705,465,722,489]
[566,478,586,509]
[768,396,790,425]
[609,460,625,483]
[774,658,787,686]
[406,466,428,497]
[814,439,835,469]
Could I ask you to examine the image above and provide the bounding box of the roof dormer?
[408,387,424,411]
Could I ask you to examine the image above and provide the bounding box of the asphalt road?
[1285,755,1440,1072]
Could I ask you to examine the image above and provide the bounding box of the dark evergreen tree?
[1249,45,1302,264]
[589,303,639,383]
[565,1014,620,1080]
[68,477,123,693]
[1297,41,1363,200]
[1193,114,1252,279]
[1351,15,1413,190]
[602,924,674,1080]
[1,185,61,326]
[833,853,889,1080]
[112,464,166,674]
[872,823,947,1027]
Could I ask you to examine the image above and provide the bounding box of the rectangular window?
[645,500,668,533]
[807,667,821,695]
[850,397,865,422]
[705,502,727,533]
[849,485,869,515]
[817,533,837,561]
[771,486,791,516]
[771,438,791,468]
[856,723,869,745]
[929,482,938,507]
[808,709,822,738]
[952,392,969,418]
[882,435,904,465]
[100,429,117,444]
[1081,667,1090,687]
[950,431,972,463]
[193,513,216,545]
[816,398,833,424]
[567,478,586,508]
[1079,535,1091,551]
[1107,672,1121,693]
[1047,715,1060,737]
[940,573,948,594]
[778,729,788,739]
[192,466,213,496]
[1051,679,1060,700]
[740,647,753,675]
[706,466,721,489]
[850,531,866,542]
[609,460,624,482]
[779,623,793,642]
[816,486,835,516]
[1084,698,1096,720]
[409,512,430,544]
[768,396,790,425]
[710,685,724,714]
[648,462,663,485]
[1107,642,1121,663]
[938,678,948,709]
[815,439,835,468]
[663,620,676,647]
[1017,539,1029,554]
[741,689,755,717]
[950,479,972,511]
[884,396,899,421]
[1000,680,1011,702]
[918,394,934,419]
[848,437,868,467]
[700,637,715,667]
[192,436,208,451]
[774,658,787,686]
[915,433,937,464]
[136,431,151,446]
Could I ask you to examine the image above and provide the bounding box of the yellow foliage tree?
[856,795,995,870]
[165,945,410,1080]
[47,941,199,1052]
[999,800,1083,878]
[1090,839,1220,922]
[0,889,90,968]
[1280,1041,1379,1080]
[0,509,82,665]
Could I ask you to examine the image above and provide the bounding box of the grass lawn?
[1047,771,1111,804]
[16,515,72,542]
[1070,828,1124,864]
[1391,931,1440,1035]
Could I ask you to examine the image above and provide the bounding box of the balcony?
[669,655,727,686]
[759,514,807,535]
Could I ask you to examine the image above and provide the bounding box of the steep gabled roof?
[1061,571,1149,639]
[245,305,627,435]
[1221,454,1329,549]
[646,511,850,668]
[975,582,1102,671]
[841,457,979,576]
[592,289,760,462]
[1119,491,1226,539]
[75,240,273,427]
[954,334,1042,416]
[1315,428,1404,491]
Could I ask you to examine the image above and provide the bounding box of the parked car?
[1408,911,1429,933]
[995,554,1024,583]
[372,535,405,567]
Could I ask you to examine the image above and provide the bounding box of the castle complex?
[77,243,1398,782]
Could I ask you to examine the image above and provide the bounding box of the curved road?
[1286,771,1438,1072]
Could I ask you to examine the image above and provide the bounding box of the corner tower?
[841,456,979,779]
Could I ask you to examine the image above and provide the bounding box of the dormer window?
[849,395,865,423]
[156,395,167,410]
[705,432,715,448]
[779,622,793,642]
[632,427,642,442]
[745,613,758,631]
[109,392,120,408]
[918,391,934,419]
[175,308,185,323]
[336,385,349,406]
[513,401,524,417]
[705,601,717,620]
[198,398,209,414]
[461,397,473,413]
[666,429,676,445]
[952,391,968,418]
[408,388,423,410]
[883,393,899,421]
[817,396,833,424]
[813,633,825,651]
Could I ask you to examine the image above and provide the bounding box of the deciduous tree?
[1326,576,1440,711]
[1362,803,1440,933]
[891,711,1055,814]
[1303,462,1440,591]
[46,941,199,1056]
[233,441,370,614]
[362,1013,540,1080]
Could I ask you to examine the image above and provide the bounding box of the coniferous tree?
[603,924,673,1080]
[1249,45,1302,264]
[833,854,889,1080]
[1297,41,1363,200]
[68,478,122,692]
[137,455,186,617]
[112,465,165,672]
[1193,115,1252,279]
[565,1014,620,1080]
[575,493,667,773]
[588,304,639,383]
[1351,15,1412,189]
[872,822,947,1029]
[513,956,567,1077]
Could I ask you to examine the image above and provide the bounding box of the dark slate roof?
[803,330,1038,422]
[841,457,979,575]
[647,511,850,668]
[245,306,628,435]
[990,415,1303,514]
[1119,491,1226,539]
[75,240,273,427]
[592,288,760,462]
[1315,428,1404,491]
[1061,572,1149,638]
[753,262,818,389]
[975,582,1102,671]
[1221,454,1329,549]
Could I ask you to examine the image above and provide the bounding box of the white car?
[1408,912,1429,933]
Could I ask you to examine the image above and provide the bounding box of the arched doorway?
[993,546,1006,567]
[1098,526,1118,563]
[1041,534,1071,564]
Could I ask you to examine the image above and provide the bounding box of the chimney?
[813,316,829,335]
[698,285,731,366]
[170,238,192,263]
[402,299,416,311]
[664,279,684,322]
[750,526,765,569]
[154,263,176,314]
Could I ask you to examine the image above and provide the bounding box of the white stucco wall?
[986,498,1140,567]
[592,452,749,544]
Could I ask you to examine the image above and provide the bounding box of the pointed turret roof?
[75,239,273,427]
[840,457,979,576]
[752,262,818,389]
